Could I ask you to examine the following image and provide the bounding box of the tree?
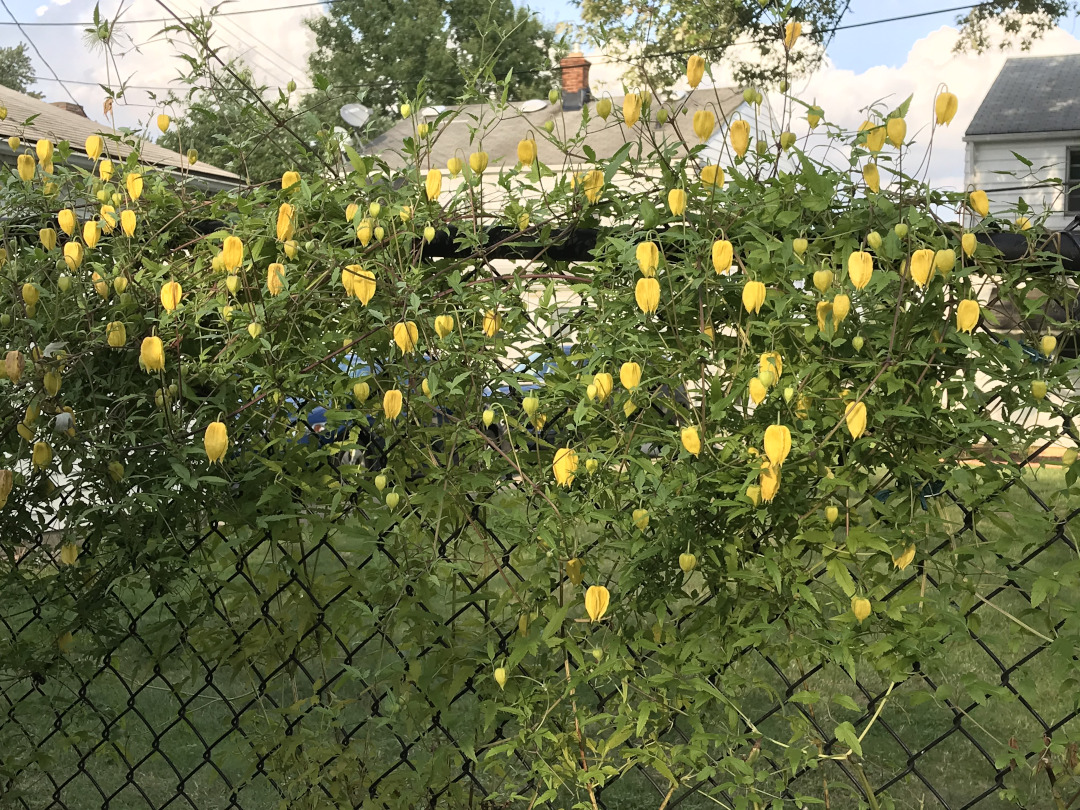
[578,0,1080,89]
[157,62,325,185]
[305,0,558,118]
[0,43,41,98]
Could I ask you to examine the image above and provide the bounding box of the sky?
[1,0,1079,189]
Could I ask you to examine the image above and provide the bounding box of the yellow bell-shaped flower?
[83,220,100,249]
[667,188,687,216]
[623,92,642,128]
[276,203,295,242]
[582,170,604,203]
[469,151,489,174]
[63,242,83,270]
[281,170,301,190]
[635,277,660,313]
[742,280,766,314]
[700,164,724,187]
[552,447,578,487]
[584,585,610,622]
[962,232,976,257]
[126,172,143,201]
[909,248,936,288]
[864,124,886,153]
[160,281,182,312]
[223,236,244,271]
[847,251,873,290]
[99,159,113,181]
[447,157,463,177]
[353,267,376,305]
[832,293,851,322]
[32,441,52,470]
[425,168,442,201]
[35,139,53,162]
[39,228,57,251]
[596,97,612,119]
[764,424,791,467]
[434,314,454,338]
[106,321,127,348]
[784,20,802,49]
[516,138,536,165]
[934,91,958,125]
[85,135,104,160]
[204,421,228,463]
[845,400,867,439]
[393,321,419,353]
[157,113,171,133]
[17,154,34,181]
[58,209,76,236]
[681,426,701,456]
[620,361,641,390]
[383,389,403,420]
[969,189,989,217]
[851,596,872,622]
[482,310,502,338]
[956,299,980,333]
[692,109,715,142]
[863,162,881,193]
[267,263,286,296]
[755,463,778,504]
[886,117,906,148]
[636,242,659,277]
[729,119,750,157]
[686,54,705,88]
[121,209,136,237]
[712,240,734,275]
[140,336,165,372]
[592,372,613,402]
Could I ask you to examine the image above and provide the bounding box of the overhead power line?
[0,0,989,30]
[0,0,333,27]
[0,0,82,105]
[27,2,994,94]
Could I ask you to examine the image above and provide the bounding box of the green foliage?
[0,43,41,98]
[2,61,1080,810]
[305,0,560,117]
[157,59,325,184]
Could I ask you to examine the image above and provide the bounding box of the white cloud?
[53,0,71,6]
[790,24,1080,190]
[35,4,49,15]
[581,23,1080,190]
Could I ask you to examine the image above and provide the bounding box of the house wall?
[964,134,1080,230]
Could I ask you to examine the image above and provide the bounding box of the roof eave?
[964,129,1080,143]
[0,145,242,192]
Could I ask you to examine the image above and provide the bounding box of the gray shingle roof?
[0,84,239,184]
[363,88,744,170]
[966,55,1080,137]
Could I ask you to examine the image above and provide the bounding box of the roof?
[364,88,744,170]
[0,84,240,187]
[966,55,1080,138]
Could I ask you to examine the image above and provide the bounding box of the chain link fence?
[2,272,1080,810]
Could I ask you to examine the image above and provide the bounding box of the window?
[1069,147,1080,213]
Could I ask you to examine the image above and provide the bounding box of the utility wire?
[27,1,997,94]
[0,0,82,105]
[0,0,334,27]
[2,0,990,31]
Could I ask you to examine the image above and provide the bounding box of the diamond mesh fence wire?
[2,274,1080,810]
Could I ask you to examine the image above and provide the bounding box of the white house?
[964,54,1080,230]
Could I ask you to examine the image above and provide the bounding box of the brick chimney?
[50,101,88,118]
[560,52,591,111]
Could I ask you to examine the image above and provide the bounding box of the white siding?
[964,136,1079,230]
